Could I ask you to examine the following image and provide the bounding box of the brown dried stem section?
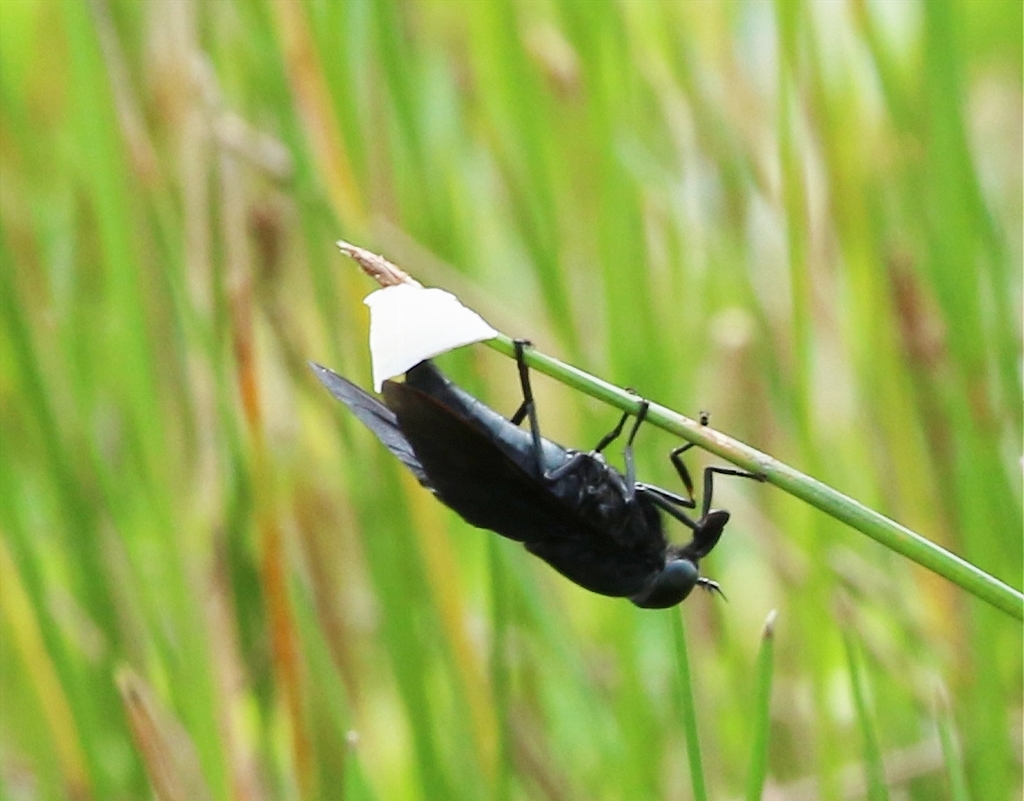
[336,240,419,288]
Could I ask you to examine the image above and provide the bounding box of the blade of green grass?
[671,610,708,801]
[841,626,889,801]
[934,683,970,801]
[744,610,778,801]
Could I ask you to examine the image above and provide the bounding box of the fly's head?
[629,556,728,608]
[629,558,700,608]
[630,508,733,609]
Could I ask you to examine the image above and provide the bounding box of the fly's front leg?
[696,577,727,600]
[669,442,699,506]
[635,481,696,510]
[668,409,761,509]
[669,410,764,519]
[635,484,699,531]
[699,465,763,517]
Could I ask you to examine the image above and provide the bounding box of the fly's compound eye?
[630,559,700,609]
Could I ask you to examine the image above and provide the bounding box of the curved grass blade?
[671,610,707,801]
[744,610,778,801]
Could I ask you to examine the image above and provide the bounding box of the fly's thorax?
[550,452,639,526]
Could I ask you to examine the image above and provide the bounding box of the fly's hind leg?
[509,339,545,476]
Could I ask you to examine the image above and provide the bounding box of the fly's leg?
[660,413,764,547]
[672,409,763,515]
[635,484,699,531]
[636,481,696,510]
[593,387,645,454]
[672,442,762,514]
[669,442,699,505]
[621,400,649,497]
[641,412,765,590]
[697,465,763,517]
[696,577,727,601]
[513,340,631,482]
[509,339,537,428]
[541,391,651,485]
[593,411,630,454]
[511,339,545,476]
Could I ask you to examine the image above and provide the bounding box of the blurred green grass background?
[0,1,1020,799]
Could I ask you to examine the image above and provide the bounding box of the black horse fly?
[311,341,759,608]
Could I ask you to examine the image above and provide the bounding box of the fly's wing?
[383,376,562,539]
[523,509,664,597]
[401,361,568,477]
[384,366,667,597]
[310,362,430,486]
